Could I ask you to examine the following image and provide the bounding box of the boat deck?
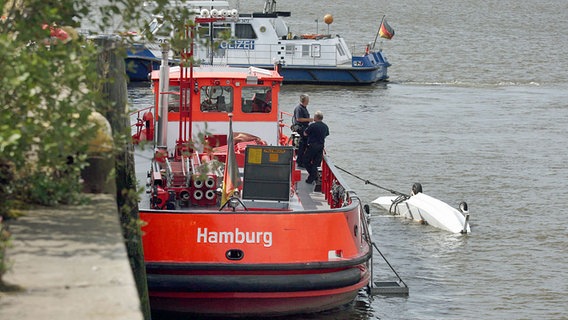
[134,147,330,212]
[294,168,329,211]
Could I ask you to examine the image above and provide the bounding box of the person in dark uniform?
[303,111,329,184]
[292,94,313,167]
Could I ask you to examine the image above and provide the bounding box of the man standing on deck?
[292,94,313,167]
[303,111,329,184]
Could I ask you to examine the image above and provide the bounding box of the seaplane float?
[372,183,471,234]
[333,167,470,234]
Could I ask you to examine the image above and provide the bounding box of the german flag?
[221,114,240,207]
[379,19,395,40]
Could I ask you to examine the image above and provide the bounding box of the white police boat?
[126,0,391,84]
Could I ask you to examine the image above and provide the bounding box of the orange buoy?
[324,14,333,25]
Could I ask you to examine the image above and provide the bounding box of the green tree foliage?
[0,0,190,210]
[0,0,157,283]
[1,0,100,209]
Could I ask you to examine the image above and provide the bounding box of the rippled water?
[127,0,568,318]
[273,84,568,320]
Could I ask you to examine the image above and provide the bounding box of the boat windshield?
[241,87,272,113]
[200,85,233,112]
[147,16,171,37]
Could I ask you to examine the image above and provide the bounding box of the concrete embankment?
[0,194,143,319]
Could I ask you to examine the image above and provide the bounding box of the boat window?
[200,86,233,112]
[153,19,172,38]
[285,44,294,55]
[212,23,232,39]
[302,45,310,57]
[311,44,321,58]
[235,23,257,39]
[336,43,346,56]
[167,86,181,112]
[148,18,162,35]
[241,87,272,113]
[197,23,211,39]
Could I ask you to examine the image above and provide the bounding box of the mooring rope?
[340,168,409,290]
[335,165,408,197]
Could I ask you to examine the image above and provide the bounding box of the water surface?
[128,0,568,318]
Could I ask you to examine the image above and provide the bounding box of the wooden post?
[92,35,151,320]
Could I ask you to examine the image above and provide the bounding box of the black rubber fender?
[148,268,362,293]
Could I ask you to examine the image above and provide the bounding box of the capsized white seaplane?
[372,183,471,234]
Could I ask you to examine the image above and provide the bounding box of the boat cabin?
[194,10,353,67]
[133,65,305,210]
[128,0,389,84]
[150,66,284,150]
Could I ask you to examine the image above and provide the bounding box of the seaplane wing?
[372,193,470,234]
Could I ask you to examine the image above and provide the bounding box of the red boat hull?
[149,272,370,316]
[140,206,372,316]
